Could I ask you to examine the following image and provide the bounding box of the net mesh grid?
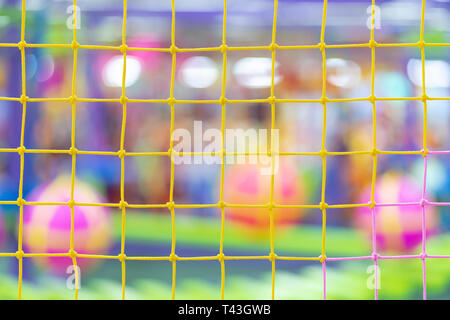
[0,0,449,300]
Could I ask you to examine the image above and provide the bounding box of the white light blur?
[36,55,55,82]
[407,59,450,88]
[102,55,142,88]
[180,56,218,88]
[233,57,281,88]
[326,58,362,88]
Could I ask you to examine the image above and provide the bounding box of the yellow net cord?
[0,0,448,300]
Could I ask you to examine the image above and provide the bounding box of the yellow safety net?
[0,0,448,300]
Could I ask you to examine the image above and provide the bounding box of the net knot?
[269,252,278,262]
[417,40,425,50]
[16,146,26,156]
[69,147,78,155]
[420,94,428,103]
[69,249,78,259]
[16,250,24,259]
[419,253,427,260]
[319,255,327,263]
[319,149,327,159]
[170,148,181,159]
[169,45,178,55]
[217,253,225,262]
[372,253,379,261]
[267,202,274,211]
[71,40,80,50]
[17,40,27,51]
[368,95,376,104]
[318,42,326,51]
[166,201,175,211]
[169,253,178,262]
[217,201,225,209]
[269,43,278,52]
[371,148,378,156]
[267,96,276,104]
[420,198,428,207]
[69,95,77,104]
[369,201,376,210]
[167,97,176,105]
[320,96,328,105]
[219,44,228,54]
[368,39,377,49]
[219,96,228,105]
[119,44,128,54]
[67,200,75,208]
[421,148,428,157]
[19,95,29,104]
[118,200,128,210]
[117,149,126,159]
[319,201,328,211]
[120,95,128,104]
[118,253,127,262]
[16,197,25,206]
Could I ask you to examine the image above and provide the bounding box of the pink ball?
[355,172,438,254]
[22,176,112,274]
[224,159,306,236]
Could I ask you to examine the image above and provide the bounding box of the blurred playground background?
[0,0,449,299]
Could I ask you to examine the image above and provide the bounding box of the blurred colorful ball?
[22,176,112,274]
[355,172,438,254]
[224,159,305,236]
